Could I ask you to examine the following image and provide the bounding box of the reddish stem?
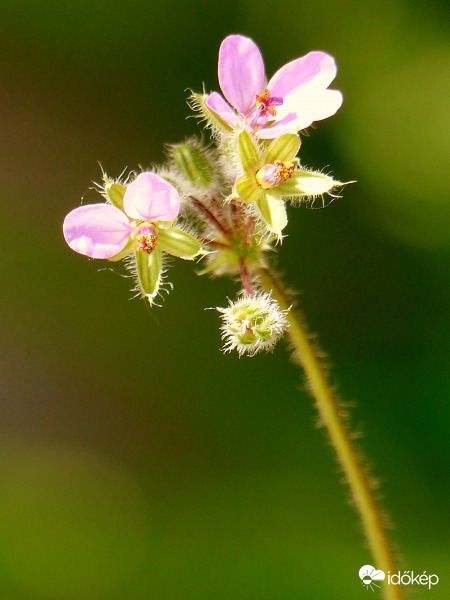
[210,197,232,233]
[244,214,255,247]
[239,256,254,295]
[190,197,232,237]
[230,199,246,231]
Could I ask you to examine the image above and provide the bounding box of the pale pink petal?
[205,92,239,128]
[124,172,180,222]
[63,203,133,259]
[255,112,299,139]
[218,34,265,115]
[268,51,338,100]
[281,88,343,131]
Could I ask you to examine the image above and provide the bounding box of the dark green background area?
[0,1,448,598]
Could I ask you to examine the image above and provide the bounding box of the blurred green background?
[0,0,449,598]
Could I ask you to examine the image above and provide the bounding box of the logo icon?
[359,565,386,590]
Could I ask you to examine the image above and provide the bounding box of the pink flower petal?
[255,112,299,139]
[268,51,338,100]
[124,172,180,222]
[205,92,239,128]
[218,34,265,115]
[280,88,343,131]
[63,203,133,259]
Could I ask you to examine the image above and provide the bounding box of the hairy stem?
[190,197,232,237]
[257,266,404,600]
[244,213,255,247]
[210,196,232,232]
[240,257,255,294]
[230,199,247,231]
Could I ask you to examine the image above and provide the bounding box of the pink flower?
[63,172,180,259]
[205,34,343,139]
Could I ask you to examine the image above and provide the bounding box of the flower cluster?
[63,34,345,354]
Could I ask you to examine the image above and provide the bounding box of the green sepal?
[172,143,214,188]
[156,220,176,230]
[157,227,202,259]
[196,253,230,276]
[279,170,340,196]
[105,182,127,210]
[190,92,233,134]
[237,130,260,171]
[263,133,301,164]
[235,173,261,203]
[255,191,288,235]
[135,246,163,304]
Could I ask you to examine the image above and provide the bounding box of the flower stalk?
[239,256,255,295]
[257,267,404,600]
[190,196,232,237]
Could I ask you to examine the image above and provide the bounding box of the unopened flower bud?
[171,141,216,189]
[217,292,289,356]
[104,181,127,210]
[256,161,295,190]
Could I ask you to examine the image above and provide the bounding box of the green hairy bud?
[171,141,216,189]
[217,292,289,356]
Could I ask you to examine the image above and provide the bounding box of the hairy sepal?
[256,191,288,235]
[280,170,340,196]
[263,133,300,164]
[157,227,202,259]
[189,92,233,135]
[105,182,127,211]
[237,130,260,171]
[135,246,163,304]
[235,173,261,203]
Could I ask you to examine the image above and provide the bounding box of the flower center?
[256,161,295,189]
[136,225,157,254]
[237,318,252,334]
[274,160,294,181]
[255,89,283,117]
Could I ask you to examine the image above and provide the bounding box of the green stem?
[257,266,404,600]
